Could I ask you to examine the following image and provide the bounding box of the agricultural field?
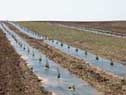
[4,21,126,95]
[19,21,126,63]
[1,21,126,95]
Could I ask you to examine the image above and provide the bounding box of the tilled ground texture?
[0,30,51,95]
[6,22,126,95]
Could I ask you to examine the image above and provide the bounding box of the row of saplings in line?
[11,32,76,92]
[17,24,114,66]
[16,23,114,66]
[51,40,114,66]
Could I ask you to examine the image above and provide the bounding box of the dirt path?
[0,29,51,95]
[5,22,126,95]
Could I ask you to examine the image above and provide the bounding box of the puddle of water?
[0,23,100,95]
[9,22,126,78]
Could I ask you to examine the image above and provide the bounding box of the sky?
[0,0,126,21]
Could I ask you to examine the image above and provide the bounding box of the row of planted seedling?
[51,40,114,66]
[5,26,76,91]
[11,22,48,40]
[14,22,114,66]
[10,22,116,74]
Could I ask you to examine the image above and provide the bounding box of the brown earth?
[0,29,51,95]
[5,22,126,95]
